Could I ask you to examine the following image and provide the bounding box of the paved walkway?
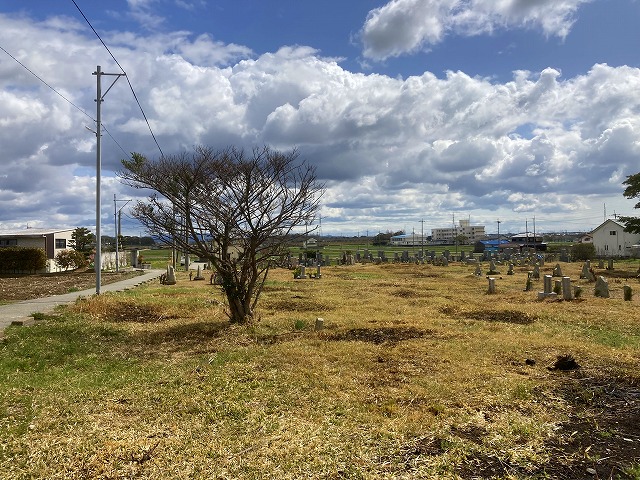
[0,269,164,332]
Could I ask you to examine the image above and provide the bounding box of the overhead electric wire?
[71,0,165,158]
[0,43,130,160]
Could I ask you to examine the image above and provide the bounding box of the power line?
[0,43,130,159]
[0,44,90,119]
[71,0,165,158]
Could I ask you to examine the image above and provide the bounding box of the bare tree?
[119,146,323,324]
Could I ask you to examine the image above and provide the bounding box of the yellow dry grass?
[1,260,639,479]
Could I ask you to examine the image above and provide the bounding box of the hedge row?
[0,247,47,273]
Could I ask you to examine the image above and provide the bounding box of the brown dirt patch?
[542,373,640,479]
[454,373,640,480]
[0,269,143,302]
[391,288,422,298]
[465,309,537,325]
[103,301,178,323]
[262,295,334,312]
[328,326,427,345]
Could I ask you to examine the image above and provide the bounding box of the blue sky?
[1,0,640,237]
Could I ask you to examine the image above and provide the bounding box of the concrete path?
[0,269,164,333]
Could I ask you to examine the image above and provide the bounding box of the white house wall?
[592,220,640,257]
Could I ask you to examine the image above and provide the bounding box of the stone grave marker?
[552,264,563,277]
[580,260,591,279]
[594,276,609,298]
[524,272,533,291]
[538,274,558,299]
[559,249,569,262]
[299,265,307,279]
[165,265,177,285]
[193,265,205,280]
[474,263,482,276]
[487,277,497,294]
[562,277,572,300]
[532,263,540,280]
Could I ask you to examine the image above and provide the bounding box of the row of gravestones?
[482,260,632,301]
[286,249,615,270]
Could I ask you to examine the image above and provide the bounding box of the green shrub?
[571,243,596,261]
[55,249,89,271]
[0,247,47,273]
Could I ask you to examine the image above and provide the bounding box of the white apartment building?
[431,219,485,244]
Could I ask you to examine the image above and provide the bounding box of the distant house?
[591,219,640,257]
[0,228,75,272]
[303,238,318,248]
[578,233,593,243]
[390,233,428,246]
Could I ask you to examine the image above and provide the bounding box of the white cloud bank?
[360,0,590,60]
[0,4,637,235]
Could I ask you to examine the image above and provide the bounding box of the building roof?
[591,218,625,234]
[479,239,510,246]
[391,233,426,238]
[0,228,75,237]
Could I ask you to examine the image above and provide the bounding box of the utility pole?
[93,65,125,294]
[533,215,536,251]
[114,194,131,273]
[420,219,425,259]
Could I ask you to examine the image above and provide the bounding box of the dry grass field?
[1,260,639,479]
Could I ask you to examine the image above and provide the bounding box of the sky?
[1,0,640,238]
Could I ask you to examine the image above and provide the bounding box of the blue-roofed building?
[474,239,510,253]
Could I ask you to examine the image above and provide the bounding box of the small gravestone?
[165,265,177,285]
[315,317,324,330]
[299,265,307,279]
[524,272,533,291]
[316,265,322,278]
[562,277,572,300]
[598,259,605,269]
[487,277,497,294]
[607,259,614,270]
[552,264,563,277]
[532,264,540,280]
[573,285,582,298]
[474,264,482,276]
[624,285,633,301]
[594,276,609,298]
[193,265,205,281]
[580,260,591,279]
[538,274,558,299]
[554,280,562,295]
[487,260,499,274]
[442,256,449,267]
[507,263,514,275]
